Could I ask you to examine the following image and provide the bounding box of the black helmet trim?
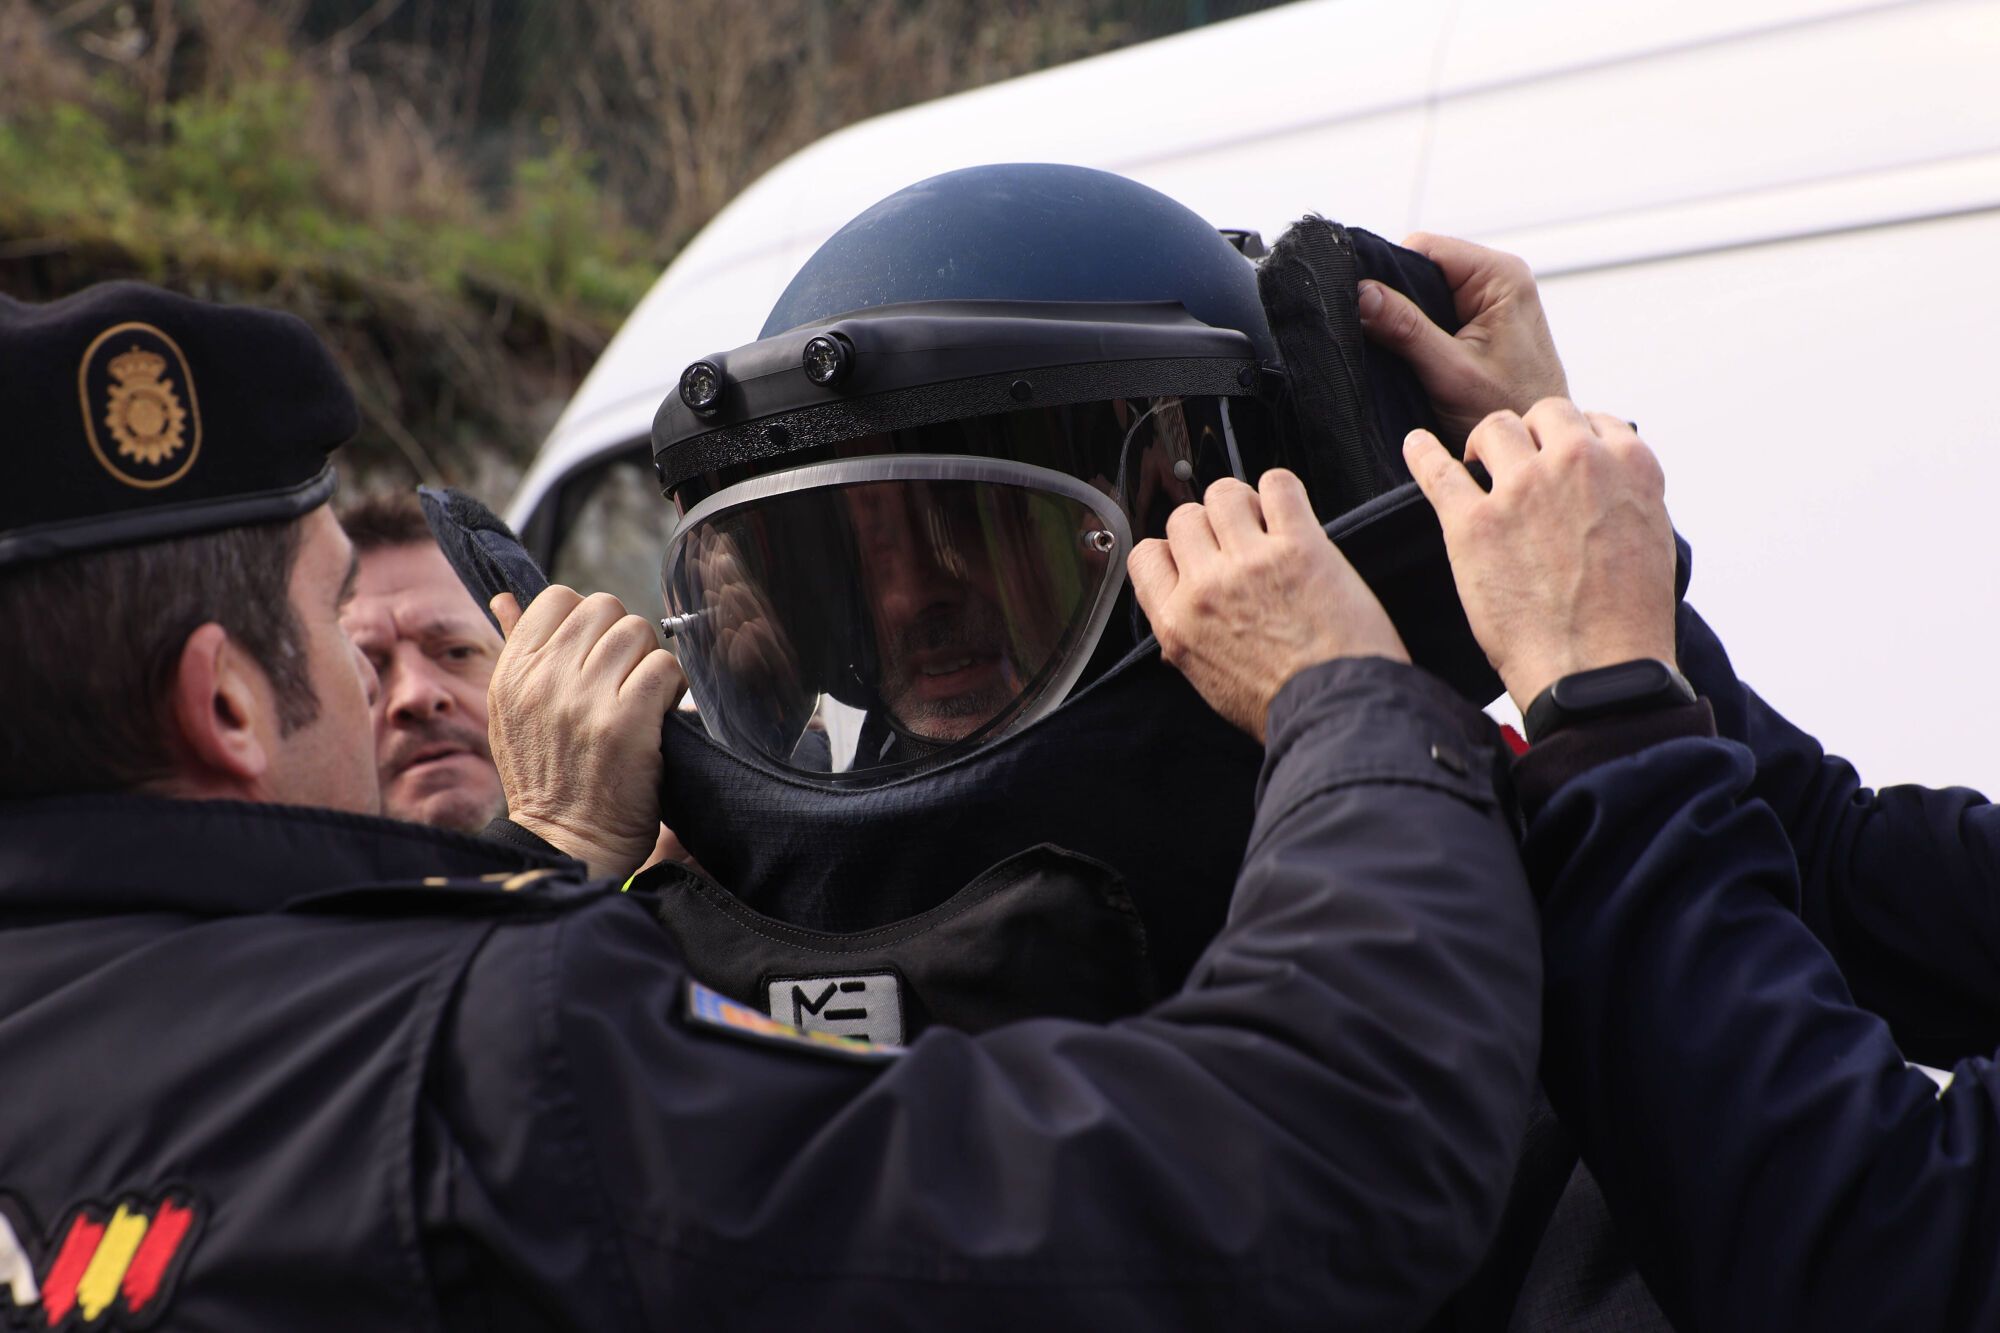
[653,300,1258,494]
[656,358,1255,498]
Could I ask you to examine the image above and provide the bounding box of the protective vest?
[646,640,1260,1040]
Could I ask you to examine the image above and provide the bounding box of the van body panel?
[1538,206,2000,789]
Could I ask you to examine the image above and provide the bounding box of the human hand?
[1359,233,1569,451]
[1128,469,1409,743]
[488,587,687,881]
[1403,401,1676,710]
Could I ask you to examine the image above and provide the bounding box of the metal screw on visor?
[1082,529,1118,554]
[659,609,714,638]
[801,334,853,387]
[679,361,724,414]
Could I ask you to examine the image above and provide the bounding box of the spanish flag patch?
[0,1189,201,1329]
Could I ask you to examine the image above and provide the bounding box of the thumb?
[1126,538,1179,622]
[1402,429,1483,522]
[1359,279,1466,380]
[491,593,522,639]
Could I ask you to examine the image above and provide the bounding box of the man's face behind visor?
[664,455,1127,780]
[659,393,1269,784]
[847,478,1031,743]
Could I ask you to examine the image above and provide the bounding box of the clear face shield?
[651,301,1272,785]
[664,453,1128,781]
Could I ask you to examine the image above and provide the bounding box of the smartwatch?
[1522,659,1696,745]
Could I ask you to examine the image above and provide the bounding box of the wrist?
[1504,644,1676,714]
[506,810,647,882]
[1520,657,1695,745]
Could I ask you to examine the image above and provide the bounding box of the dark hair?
[337,490,433,553]
[0,518,318,798]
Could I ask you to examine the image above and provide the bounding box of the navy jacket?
[1680,604,2000,1064]
[0,657,1539,1330]
[1520,606,2000,1331]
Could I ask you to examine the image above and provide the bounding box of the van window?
[544,446,672,620]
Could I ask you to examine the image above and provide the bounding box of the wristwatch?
[1522,658,1696,744]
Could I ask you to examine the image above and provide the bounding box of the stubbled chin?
[382,762,503,834]
[892,689,1014,742]
[390,786,504,835]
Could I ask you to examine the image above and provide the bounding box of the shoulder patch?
[0,1188,202,1329]
[683,979,901,1064]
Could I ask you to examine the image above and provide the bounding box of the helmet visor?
[662,455,1132,784]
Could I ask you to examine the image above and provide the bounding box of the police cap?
[0,281,357,569]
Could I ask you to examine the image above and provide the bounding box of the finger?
[543,590,628,665]
[1521,398,1606,466]
[1164,500,1220,566]
[619,648,686,714]
[1257,467,1322,539]
[1401,232,1532,311]
[491,593,522,638]
[1403,430,1486,518]
[1584,411,1643,447]
[1358,278,1466,372]
[583,613,663,685]
[1462,410,1538,477]
[1126,537,1179,614]
[657,652,690,710]
[1202,477,1264,547]
[498,585,584,655]
[1585,411,1669,494]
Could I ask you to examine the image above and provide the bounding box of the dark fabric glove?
[417,486,550,636]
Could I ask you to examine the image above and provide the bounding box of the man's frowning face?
[847,480,1026,743]
[340,539,505,833]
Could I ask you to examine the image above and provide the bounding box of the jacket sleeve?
[428,657,1542,1330]
[1677,602,2000,1060]
[1528,735,2000,1332]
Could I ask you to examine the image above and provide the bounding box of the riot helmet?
[653,163,1484,787]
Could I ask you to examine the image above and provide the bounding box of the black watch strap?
[1522,658,1696,745]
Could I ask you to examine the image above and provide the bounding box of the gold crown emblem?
[103,342,188,467]
[107,346,168,385]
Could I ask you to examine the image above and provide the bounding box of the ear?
[165,622,272,793]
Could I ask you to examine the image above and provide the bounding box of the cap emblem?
[78,323,202,490]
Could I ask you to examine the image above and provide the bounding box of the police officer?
[0,282,1538,1326]
[1373,232,2000,1329]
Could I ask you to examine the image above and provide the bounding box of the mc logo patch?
[0,1190,201,1330]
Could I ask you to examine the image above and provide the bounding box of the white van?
[508,0,2000,791]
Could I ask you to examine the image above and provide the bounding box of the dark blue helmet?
[652,164,1491,785]
[763,162,1278,366]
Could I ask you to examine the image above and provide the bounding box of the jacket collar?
[0,794,576,917]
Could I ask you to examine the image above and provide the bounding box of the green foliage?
[0,0,1287,487]
[0,52,655,321]
[472,143,660,311]
[0,98,141,240]
[152,55,323,224]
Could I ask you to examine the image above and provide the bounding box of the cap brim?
[0,463,336,570]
